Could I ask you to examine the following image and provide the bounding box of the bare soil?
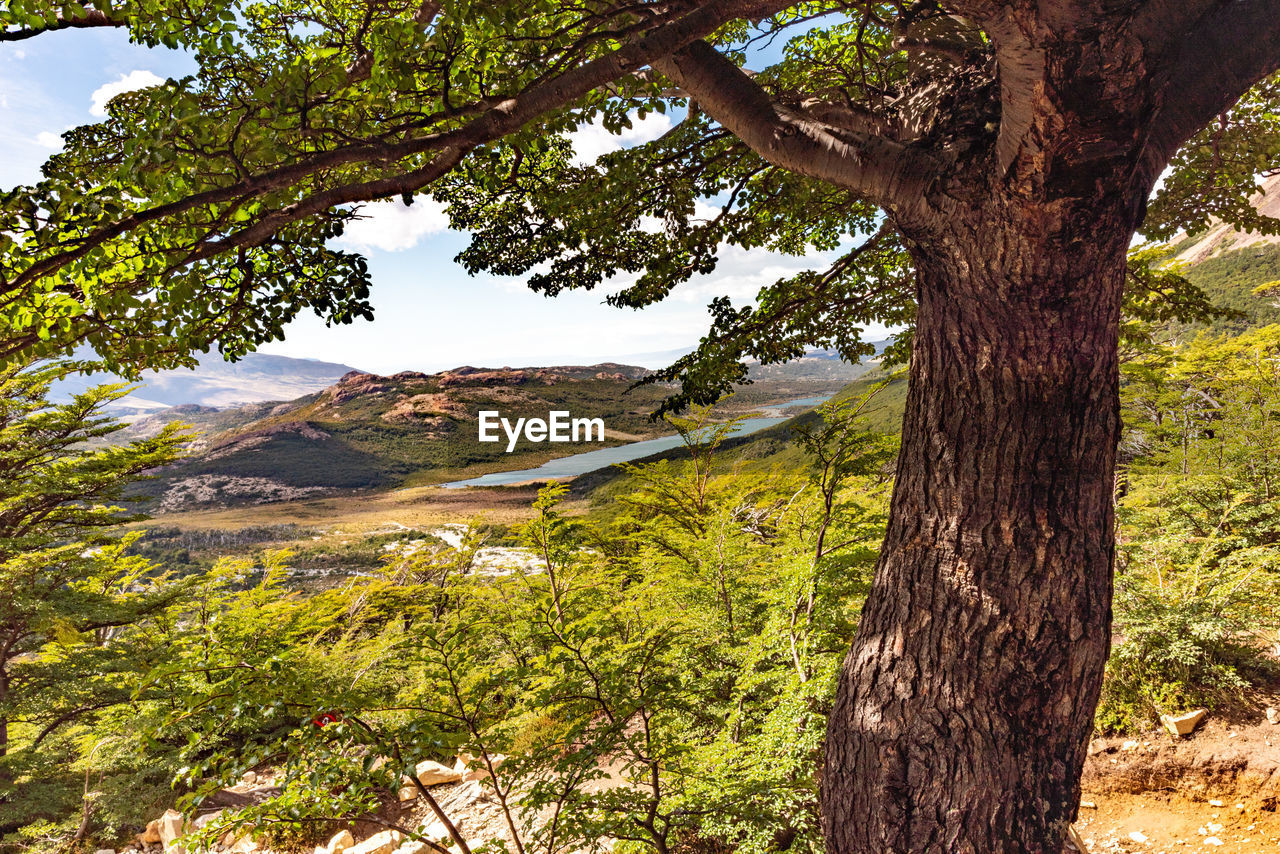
[1080,702,1280,852]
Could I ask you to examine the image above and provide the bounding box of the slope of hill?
[1165,174,1280,335]
[141,364,689,510]
[1173,174,1280,265]
[54,352,360,412]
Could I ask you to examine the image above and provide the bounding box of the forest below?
[5,249,1280,853]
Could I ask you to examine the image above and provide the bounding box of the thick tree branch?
[652,41,938,217]
[6,0,799,292]
[0,9,128,41]
[1144,0,1280,175]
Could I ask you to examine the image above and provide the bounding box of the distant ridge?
[52,352,360,412]
[1173,174,1280,265]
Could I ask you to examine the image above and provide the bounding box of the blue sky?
[1,27,889,374]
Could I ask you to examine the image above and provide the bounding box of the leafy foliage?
[1101,326,1280,731]
[0,361,186,840]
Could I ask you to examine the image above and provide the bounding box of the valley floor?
[144,483,553,530]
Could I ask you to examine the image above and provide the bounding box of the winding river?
[441,395,832,489]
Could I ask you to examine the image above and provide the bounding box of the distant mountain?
[53,352,360,412]
[619,343,890,382]
[1172,174,1280,265]
[1162,175,1280,336]
[134,363,678,511]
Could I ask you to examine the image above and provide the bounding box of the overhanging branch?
[652,40,938,217]
[1144,0,1280,176]
[6,0,801,292]
[1,8,128,41]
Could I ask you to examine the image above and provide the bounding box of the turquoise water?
[441,396,831,489]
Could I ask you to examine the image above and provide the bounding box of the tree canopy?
[1,1,1276,387]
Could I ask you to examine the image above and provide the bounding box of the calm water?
[442,396,831,489]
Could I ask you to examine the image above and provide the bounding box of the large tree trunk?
[822,195,1136,853]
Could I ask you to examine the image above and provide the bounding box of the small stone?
[1267,707,1280,725]
[398,785,419,802]
[1206,823,1223,833]
[1204,838,1223,846]
[159,810,186,850]
[1128,830,1148,843]
[1209,799,1224,807]
[1079,801,1098,809]
[241,771,257,785]
[414,759,462,786]
[1121,740,1139,751]
[348,830,403,854]
[325,830,355,854]
[1160,708,1208,738]
[141,820,163,846]
[96,848,116,854]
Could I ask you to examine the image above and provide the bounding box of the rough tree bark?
[822,187,1137,851]
[657,1,1280,844]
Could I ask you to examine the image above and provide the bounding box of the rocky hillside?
[1165,174,1280,335]
[139,364,682,510]
[1173,174,1280,265]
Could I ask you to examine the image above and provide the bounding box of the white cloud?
[90,69,164,117]
[569,111,672,166]
[664,243,835,304]
[13,50,26,60]
[35,130,62,149]
[334,198,450,252]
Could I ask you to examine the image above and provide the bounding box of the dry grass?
[142,482,588,531]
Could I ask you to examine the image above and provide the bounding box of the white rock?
[1121,740,1139,751]
[159,810,187,850]
[1160,708,1207,737]
[140,819,163,846]
[96,849,116,854]
[348,830,403,854]
[1128,830,1148,843]
[398,785,419,802]
[1267,707,1280,725]
[417,820,451,844]
[325,830,355,854]
[241,771,258,785]
[1204,838,1223,846]
[415,759,462,786]
[453,752,504,782]
[230,838,260,854]
[1206,823,1223,833]
[1209,799,1224,807]
[397,842,430,854]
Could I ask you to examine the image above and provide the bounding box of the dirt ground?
[1078,698,1280,853]
[1077,791,1280,852]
